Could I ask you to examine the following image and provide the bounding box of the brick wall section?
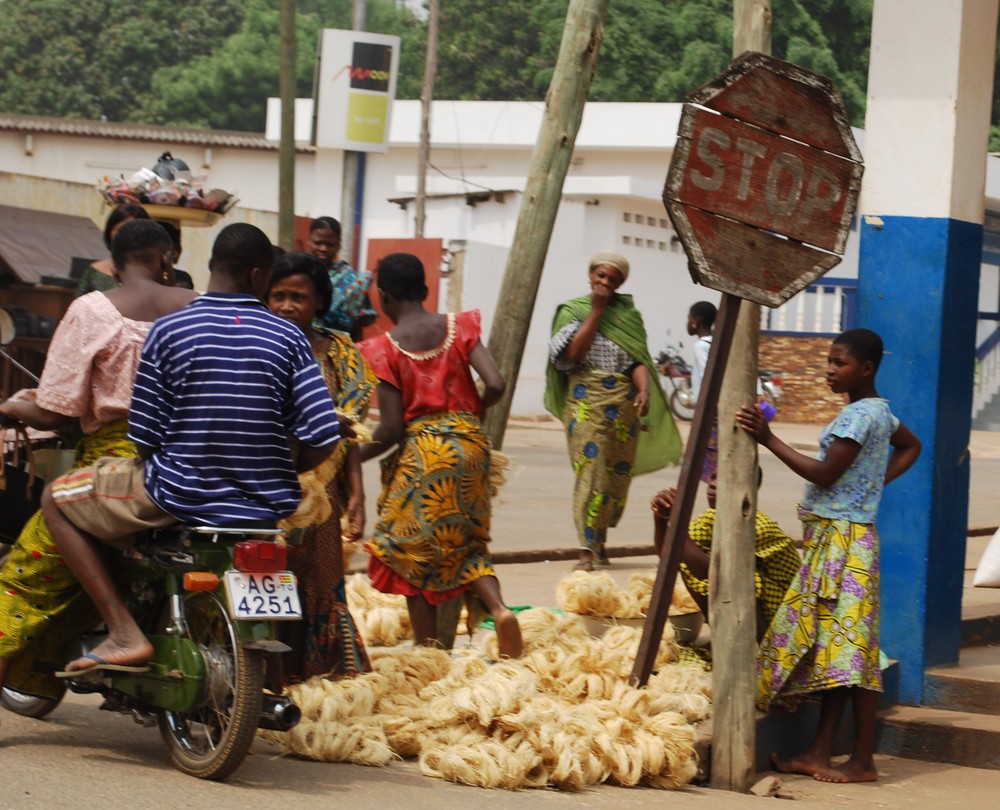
[760,334,845,425]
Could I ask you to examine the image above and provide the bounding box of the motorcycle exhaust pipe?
[259,694,301,731]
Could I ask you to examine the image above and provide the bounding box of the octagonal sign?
[663,52,864,307]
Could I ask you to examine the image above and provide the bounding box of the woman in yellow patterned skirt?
[359,252,522,658]
[266,252,373,685]
[545,251,682,571]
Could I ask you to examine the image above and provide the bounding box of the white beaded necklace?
[385,312,456,361]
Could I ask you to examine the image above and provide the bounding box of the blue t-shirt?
[129,293,341,526]
[801,398,899,524]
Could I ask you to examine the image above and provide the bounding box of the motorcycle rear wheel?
[670,388,696,421]
[157,590,264,781]
[1,685,63,718]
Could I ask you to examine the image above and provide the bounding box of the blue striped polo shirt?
[129,292,341,526]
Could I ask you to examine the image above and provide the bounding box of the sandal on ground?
[572,559,595,572]
[595,553,611,567]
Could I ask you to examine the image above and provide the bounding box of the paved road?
[5,690,1000,809]
[5,419,1000,807]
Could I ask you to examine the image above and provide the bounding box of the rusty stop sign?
[631,54,864,690]
[664,52,864,306]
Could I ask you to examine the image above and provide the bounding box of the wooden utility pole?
[483,0,611,448]
[710,0,771,793]
[278,0,296,249]
[415,0,439,238]
[341,0,367,266]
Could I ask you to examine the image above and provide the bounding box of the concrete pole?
[709,1,769,792]
[415,0,439,238]
[483,0,611,448]
[277,0,296,250]
[341,0,367,266]
[858,0,998,704]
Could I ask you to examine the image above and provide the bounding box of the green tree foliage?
[429,0,871,125]
[140,0,426,131]
[4,0,991,144]
[0,0,246,123]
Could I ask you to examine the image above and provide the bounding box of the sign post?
[630,50,864,741]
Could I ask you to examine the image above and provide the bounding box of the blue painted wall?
[858,215,980,703]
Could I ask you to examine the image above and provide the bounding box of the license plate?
[223,571,302,620]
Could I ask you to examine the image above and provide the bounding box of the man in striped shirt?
[43,223,342,674]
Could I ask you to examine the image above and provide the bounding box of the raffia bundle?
[345,574,413,646]
[556,570,699,618]
[271,608,710,791]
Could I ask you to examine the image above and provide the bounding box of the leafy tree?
[0,0,246,123]
[139,0,425,132]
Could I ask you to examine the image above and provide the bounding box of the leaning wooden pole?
[415,0,439,238]
[277,0,296,250]
[483,0,611,449]
[710,0,772,793]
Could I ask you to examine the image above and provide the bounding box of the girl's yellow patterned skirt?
[757,511,882,710]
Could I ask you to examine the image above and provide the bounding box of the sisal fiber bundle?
[270,607,710,792]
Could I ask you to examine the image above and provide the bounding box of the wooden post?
[483,0,611,449]
[415,0,439,238]
[710,0,771,793]
[277,0,296,250]
[341,0,367,266]
[630,297,740,687]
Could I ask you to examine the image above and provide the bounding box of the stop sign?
[663,52,864,307]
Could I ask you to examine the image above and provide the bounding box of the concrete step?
[924,645,1000,715]
[878,705,1000,771]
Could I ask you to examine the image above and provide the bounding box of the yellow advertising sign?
[314,29,401,153]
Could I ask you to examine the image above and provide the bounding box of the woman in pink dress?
[0,220,196,699]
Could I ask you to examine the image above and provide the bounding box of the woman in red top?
[359,253,522,658]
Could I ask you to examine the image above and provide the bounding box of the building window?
[658,241,667,250]
[635,214,645,225]
[623,235,632,245]
[660,218,669,229]
[623,212,632,223]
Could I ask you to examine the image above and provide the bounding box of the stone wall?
[760,334,845,425]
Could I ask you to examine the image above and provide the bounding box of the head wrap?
[588,250,629,282]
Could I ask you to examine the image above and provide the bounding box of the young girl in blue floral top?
[736,328,921,785]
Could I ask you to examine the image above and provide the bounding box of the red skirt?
[366,552,467,605]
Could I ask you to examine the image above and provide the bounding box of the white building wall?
[0,99,870,416]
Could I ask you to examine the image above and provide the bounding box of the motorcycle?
[656,342,783,421]
[0,308,300,781]
[1,524,302,780]
[758,368,784,412]
[655,344,696,421]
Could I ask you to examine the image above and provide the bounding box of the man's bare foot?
[814,760,878,783]
[64,636,154,673]
[494,609,523,658]
[771,751,829,777]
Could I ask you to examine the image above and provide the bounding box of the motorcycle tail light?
[184,571,220,591]
[233,540,288,573]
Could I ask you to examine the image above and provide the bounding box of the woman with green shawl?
[544,250,682,571]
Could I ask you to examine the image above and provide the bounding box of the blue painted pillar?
[858,0,998,704]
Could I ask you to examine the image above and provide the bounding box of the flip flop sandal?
[572,560,596,572]
[55,652,151,679]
